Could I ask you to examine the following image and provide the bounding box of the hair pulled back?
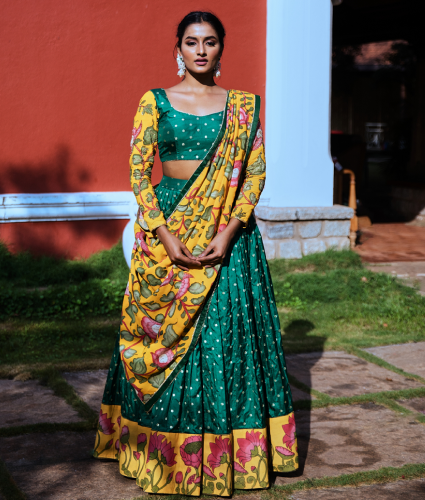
[175,11,226,53]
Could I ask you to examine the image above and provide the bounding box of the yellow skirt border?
[93,404,298,496]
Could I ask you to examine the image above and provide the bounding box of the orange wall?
[1,220,128,259]
[0,0,266,257]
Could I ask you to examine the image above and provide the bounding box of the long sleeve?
[230,119,266,228]
[129,90,167,233]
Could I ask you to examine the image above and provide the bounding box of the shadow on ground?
[273,319,326,483]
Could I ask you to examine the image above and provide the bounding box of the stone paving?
[0,431,142,500]
[62,369,108,411]
[0,379,83,428]
[290,386,315,402]
[274,403,425,486]
[1,343,424,500]
[396,397,425,415]
[285,351,421,397]
[364,342,425,379]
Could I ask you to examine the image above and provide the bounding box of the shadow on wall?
[0,144,90,194]
[0,145,127,259]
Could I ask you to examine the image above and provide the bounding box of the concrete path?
[1,342,424,500]
[291,386,315,402]
[0,431,142,500]
[364,342,425,379]
[396,397,425,415]
[285,351,421,397]
[0,380,83,428]
[62,369,108,411]
[274,403,425,486]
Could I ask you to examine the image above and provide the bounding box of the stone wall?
[254,205,354,259]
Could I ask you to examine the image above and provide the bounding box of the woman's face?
[178,22,221,76]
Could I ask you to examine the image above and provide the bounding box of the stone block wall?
[254,205,354,259]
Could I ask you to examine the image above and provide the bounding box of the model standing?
[93,11,298,496]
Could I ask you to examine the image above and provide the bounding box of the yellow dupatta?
[121,89,265,412]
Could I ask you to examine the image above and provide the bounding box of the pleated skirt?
[93,175,298,496]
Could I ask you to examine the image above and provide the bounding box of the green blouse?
[152,88,224,162]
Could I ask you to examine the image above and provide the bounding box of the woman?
[93,11,298,496]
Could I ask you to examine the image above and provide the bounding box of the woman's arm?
[130,90,167,233]
[131,91,202,271]
[229,119,266,227]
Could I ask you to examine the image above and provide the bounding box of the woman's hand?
[195,218,243,267]
[155,225,202,272]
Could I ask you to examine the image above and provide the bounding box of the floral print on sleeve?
[130,90,167,233]
[230,119,266,228]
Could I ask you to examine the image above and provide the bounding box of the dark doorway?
[331,0,425,229]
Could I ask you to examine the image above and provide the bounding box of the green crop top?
[152,88,225,162]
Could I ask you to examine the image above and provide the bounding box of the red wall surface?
[0,0,266,258]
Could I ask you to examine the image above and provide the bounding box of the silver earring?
[214,58,221,77]
[177,53,186,77]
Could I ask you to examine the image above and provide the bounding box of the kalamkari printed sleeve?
[129,90,167,233]
[230,119,266,228]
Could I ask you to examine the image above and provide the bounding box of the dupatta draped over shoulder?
[121,89,265,412]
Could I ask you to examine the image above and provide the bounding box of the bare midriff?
[162,160,202,180]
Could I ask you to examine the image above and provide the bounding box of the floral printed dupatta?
[121,89,265,412]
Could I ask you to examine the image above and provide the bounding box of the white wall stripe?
[0,192,136,223]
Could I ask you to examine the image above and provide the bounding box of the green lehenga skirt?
[93,175,298,496]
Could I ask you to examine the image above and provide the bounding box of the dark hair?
[175,11,226,53]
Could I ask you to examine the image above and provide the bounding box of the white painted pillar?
[262,0,334,208]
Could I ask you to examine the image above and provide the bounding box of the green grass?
[269,247,364,275]
[0,241,129,321]
[0,278,128,320]
[0,246,424,371]
[280,303,424,354]
[0,241,128,287]
[0,317,119,367]
[271,250,425,353]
